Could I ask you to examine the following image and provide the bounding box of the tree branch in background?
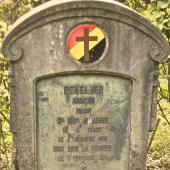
[158,101,170,127]
[0,112,9,123]
[158,85,169,101]
[148,118,161,151]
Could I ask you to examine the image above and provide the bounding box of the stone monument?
[2,0,169,170]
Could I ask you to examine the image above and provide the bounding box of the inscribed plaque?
[36,74,132,170]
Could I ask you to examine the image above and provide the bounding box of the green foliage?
[147,63,170,169]
[0,56,11,169]
[128,0,170,33]
[0,2,11,169]
[147,99,170,169]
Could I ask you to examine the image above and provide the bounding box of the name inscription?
[64,85,103,95]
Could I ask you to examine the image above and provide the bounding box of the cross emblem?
[76,28,98,62]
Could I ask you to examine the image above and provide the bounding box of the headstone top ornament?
[2,0,169,62]
[67,23,106,64]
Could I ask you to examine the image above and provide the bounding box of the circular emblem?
[67,24,106,64]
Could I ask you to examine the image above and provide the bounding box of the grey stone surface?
[2,0,169,170]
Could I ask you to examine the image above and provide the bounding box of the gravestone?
[2,0,169,170]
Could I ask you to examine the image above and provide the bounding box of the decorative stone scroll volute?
[2,0,169,170]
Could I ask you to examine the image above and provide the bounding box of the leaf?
[162,19,168,24]
[152,11,161,19]
[167,8,170,15]
[3,70,9,76]
[167,21,170,27]
[158,1,169,9]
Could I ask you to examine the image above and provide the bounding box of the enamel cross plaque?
[2,0,169,170]
[67,24,106,63]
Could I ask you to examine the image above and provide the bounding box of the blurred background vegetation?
[0,0,170,169]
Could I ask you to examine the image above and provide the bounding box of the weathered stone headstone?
[2,0,169,170]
